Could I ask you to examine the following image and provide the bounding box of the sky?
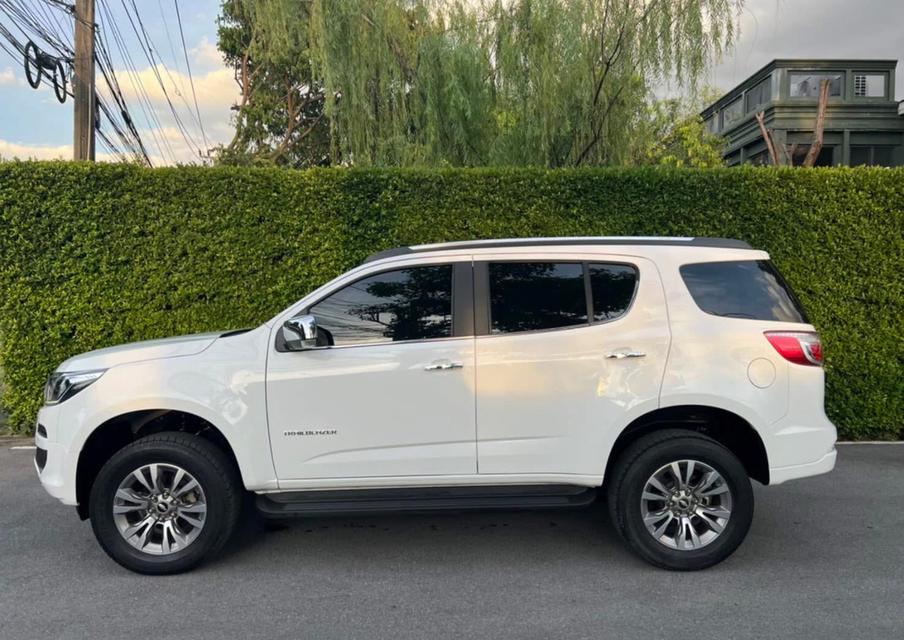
[704,0,904,101]
[0,0,901,165]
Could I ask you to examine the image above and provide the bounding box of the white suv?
[35,237,837,573]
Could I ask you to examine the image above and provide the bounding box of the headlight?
[43,370,106,405]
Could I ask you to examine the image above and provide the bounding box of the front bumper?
[34,408,78,506]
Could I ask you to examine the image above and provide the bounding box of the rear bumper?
[769,448,837,485]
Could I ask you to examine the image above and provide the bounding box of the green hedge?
[1,162,902,439]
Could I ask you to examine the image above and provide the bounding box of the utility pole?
[73,0,95,161]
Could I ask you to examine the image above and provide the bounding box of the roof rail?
[363,236,752,263]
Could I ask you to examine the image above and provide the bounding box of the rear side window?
[680,260,808,323]
[589,263,638,321]
[489,262,587,333]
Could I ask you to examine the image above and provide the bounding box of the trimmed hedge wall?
[1,162,902,438]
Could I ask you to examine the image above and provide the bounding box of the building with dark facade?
[701,59,903,166]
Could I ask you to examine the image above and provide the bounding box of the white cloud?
[0,67,15,86]
[106,61,239,165]
[190,37,224,72]
[0,139,118,162]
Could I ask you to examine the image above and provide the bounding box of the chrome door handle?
[424,361,464,371]
[606,351,646,359]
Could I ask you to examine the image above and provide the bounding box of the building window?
[721,97,744,129]
[853,74,885,97]
[851,146,895,166]
[789,73,842,98]
[745,75,771,112]
[791,145,835,167]
[704,115,718,133]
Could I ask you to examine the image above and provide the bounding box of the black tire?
[606,429,754,570]
[89,432,243,575]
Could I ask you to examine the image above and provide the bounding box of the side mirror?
[282,314,321,351]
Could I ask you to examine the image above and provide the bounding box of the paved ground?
[1,444,902,639]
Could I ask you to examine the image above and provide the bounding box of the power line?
[117,0,206,158]
[1,0,209,165]
[174,0,208,151]
[97,0,176,163]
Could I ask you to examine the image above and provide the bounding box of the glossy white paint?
[36,326,277,505]
[56,332,221,372]
[267,337,476,480]
[475,253,669,477]
[36,238,837,510]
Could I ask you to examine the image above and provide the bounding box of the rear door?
[474,254,670,477]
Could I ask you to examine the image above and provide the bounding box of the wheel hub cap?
[641,459,733,551]
[112,463,207,556]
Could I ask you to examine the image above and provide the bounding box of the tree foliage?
[2,163,902,438]
[635,93,726,167]
[216,0,740,167]
[216,0,330,167]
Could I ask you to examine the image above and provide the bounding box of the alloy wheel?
[640,459,733,551]
[112,463,207,555]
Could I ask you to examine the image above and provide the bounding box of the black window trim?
[275,261,470,352]
[474,259,640,338]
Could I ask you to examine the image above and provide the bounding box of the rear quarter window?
[680,260,808,323]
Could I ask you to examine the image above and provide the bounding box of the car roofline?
[363,237,753,264]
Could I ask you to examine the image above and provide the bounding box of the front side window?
[789,72,842,98]
[309,265,452,346]
[489,262,586,334]
[680,260,808,323]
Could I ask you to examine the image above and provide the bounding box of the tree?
[217,0,741,167]
[215,0,330,167]
[634,93,726,168]
[755,78,830,167]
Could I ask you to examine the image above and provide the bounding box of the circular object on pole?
[53,60,67,104]
[24,41,42,89]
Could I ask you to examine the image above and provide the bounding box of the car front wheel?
[88,432,242,574]
[607,429,754,570]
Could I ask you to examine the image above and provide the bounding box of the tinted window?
[310,265,452,345]
[789,73,842,97]
[680,260,808,323]
[589,264,638,321]
[745,76,771,112]
[721,97,744,128]
[489,262,587,334]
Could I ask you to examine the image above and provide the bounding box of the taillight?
[764,331,823,366]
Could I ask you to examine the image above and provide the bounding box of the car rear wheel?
[606,429,754,570]
[89,432,242,574]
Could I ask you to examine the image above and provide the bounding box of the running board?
[255,484,597,518]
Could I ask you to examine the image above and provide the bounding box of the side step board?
[255,484,598,518]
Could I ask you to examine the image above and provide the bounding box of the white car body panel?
[474,253,669,477]
[35,238,837,510]
[56,332,222,372]
[267,336,477,481]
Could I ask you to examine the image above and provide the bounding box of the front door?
[267,260,476,481]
